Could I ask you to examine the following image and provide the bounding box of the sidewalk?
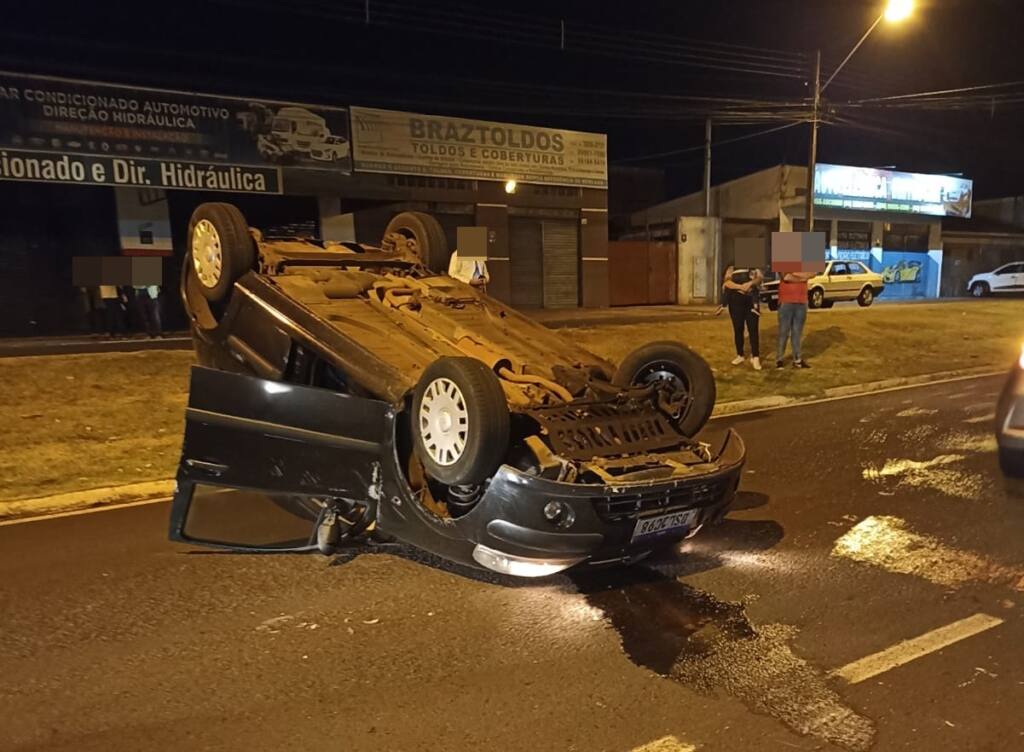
[0,332,192,358]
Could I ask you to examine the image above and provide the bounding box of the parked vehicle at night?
[761,260,885,310]
[968,262,1024,297]
[170,203,745,577]
[996,344,1024,478]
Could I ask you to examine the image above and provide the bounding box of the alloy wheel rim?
[192,219,223,289]
[419,377,469,466]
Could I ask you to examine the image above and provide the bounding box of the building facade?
[630,164,972,303]
[0,72,609,336]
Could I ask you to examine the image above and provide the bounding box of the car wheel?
[857,287,875,307]
[187,203,256,303]
[808,288,825,309]
[821,300,835,309]
[971,282,990,298]
[612,341,716,436]
[767,299,779,312]
[412,357,510,486]
[999,447,1024,478]
[384,211,450,273]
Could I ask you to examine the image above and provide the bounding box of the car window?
[849,262,867,274]
[996,264,1021,275]
[830,263,848,275]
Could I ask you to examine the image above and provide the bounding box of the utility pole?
[805,50,821,231]
[703,116,712,216]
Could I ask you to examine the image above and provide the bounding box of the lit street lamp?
[804,0,915,228]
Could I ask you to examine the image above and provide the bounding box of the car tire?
[999,447,1024,478]
[187,203,256,303]
[857,287,875,307]
[412,357,510,486]
[612,341,716,436]
[767,299,779,312]
[385,211,450,273]
[971,282,990,298]
[808,287,825,309]
[821,300,835,309]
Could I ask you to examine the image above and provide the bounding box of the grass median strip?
[0,301,1020,504]
[568,301,1024,404]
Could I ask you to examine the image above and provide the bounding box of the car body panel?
[996,353,1024,457]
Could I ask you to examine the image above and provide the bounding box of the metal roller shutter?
[510,217,543,307]
[541,220,579,309]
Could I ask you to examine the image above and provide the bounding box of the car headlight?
[1019,343,1024,371]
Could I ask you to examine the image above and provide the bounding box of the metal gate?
[608,240,678,306]
[509,218,543,307]
[541,220,579,309]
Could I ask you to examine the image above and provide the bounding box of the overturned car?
[170,202,746,577]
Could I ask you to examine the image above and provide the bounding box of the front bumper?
[387,429,746,576]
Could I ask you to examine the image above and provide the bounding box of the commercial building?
[627,163,974,304]
[0,72,609,337]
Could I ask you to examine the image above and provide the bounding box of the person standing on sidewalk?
[776,271,815,369]
[99,285,126,338]
[132,284,163,338]
[723,267,763,371]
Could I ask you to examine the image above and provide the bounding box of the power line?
[615,120,807,164]
[213,0,808,79]
[849,80,1024,104]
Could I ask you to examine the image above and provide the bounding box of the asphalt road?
[2,374,1022,752]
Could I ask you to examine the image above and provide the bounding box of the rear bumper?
[440,430,746,576]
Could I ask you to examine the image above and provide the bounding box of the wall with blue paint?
[869,250,941,299]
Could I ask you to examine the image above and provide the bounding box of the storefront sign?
[0,149,280,193]
[351,106,607,188]
[0,71,350,191]
[814,163,972,218]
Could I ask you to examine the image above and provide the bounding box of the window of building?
[837,221,871,250]
[883,222,930,251]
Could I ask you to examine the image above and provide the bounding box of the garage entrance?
[508,217,580,308]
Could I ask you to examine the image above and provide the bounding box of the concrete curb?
[0,480,175,521]
[712,366,1004,417]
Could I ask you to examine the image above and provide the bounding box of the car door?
[991,264,1020,292]
[169,365,399,552]
[847,261,872,293]
[826,262,851,298]
[1006,263,1024,292]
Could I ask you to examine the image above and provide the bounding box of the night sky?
[4,0,1024,199]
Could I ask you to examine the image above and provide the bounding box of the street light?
[804,0,915,228]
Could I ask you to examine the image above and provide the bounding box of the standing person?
[776,271,815,369]
[99,284,126,338]
[723,266,762,371]
[132,284,163,338]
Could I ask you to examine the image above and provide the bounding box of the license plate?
[631,509,699,542]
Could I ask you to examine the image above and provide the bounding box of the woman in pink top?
[776,272,815,368]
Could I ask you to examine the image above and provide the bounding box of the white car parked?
[968,262,1024,297]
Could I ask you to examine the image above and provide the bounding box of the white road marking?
[833,613,1004,684]
[630,736,696,752]
[712,371,1005,420]
[833,516,1024,590]
[0,496,171,527]
[964,412,996,424]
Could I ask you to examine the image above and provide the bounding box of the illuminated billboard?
[814,163,972,218]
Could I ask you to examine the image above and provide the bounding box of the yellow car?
[763,261,885,309]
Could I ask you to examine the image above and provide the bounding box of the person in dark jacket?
[723,266,763,371]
